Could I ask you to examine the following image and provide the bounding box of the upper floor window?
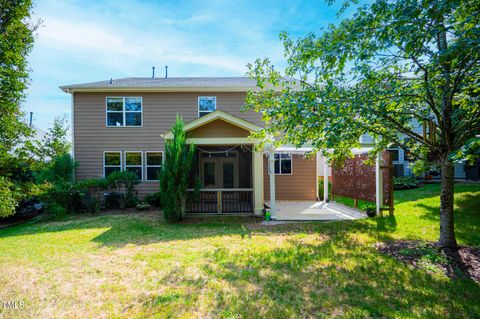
[106,97,142,127]
[198,96,216,117]
[274,153,292,175]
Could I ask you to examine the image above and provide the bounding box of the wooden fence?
[331,152,393,214]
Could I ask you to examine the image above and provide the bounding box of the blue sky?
[25,0,358,131]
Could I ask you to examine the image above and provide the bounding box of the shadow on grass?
[375,215,397,232]
[0,209,399,249]
[0,212,262,246]
[138,227,480,318]
[394,183,479,206]
[414,192,480,247]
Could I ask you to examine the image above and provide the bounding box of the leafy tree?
[247,0,480,250]
[0,0,38,160]
[0,176,19,218]
[0,0,39,217]
[37,117,71,160]
[159,116,195,222]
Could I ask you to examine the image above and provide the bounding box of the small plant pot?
[265,211,271,221]
[365,208,376,218]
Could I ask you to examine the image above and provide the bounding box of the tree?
[246,0,480,250]
[37,117,71,160]
[0,0,39,217]
[0,0,37,160]
[159,116,195,222]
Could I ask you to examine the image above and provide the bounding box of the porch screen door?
[201,157,237,188]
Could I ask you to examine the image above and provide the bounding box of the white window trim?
[271,153,294,175]
[106,96,143,128]
[145,151,164,182]
[387,148,402,164]
[103,151,122,178]
[198,96,217,118]
[124,151,143,181]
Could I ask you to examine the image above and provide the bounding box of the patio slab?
[266,201,366,221]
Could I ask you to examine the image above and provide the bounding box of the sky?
[25,0,359,131]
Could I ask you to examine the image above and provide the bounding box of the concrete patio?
[266,201,367,221]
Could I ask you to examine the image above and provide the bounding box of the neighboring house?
[60,77,318,216]
[318,124,474,180]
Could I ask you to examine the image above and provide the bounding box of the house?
[60,77,319,216]
[318,125,476,181]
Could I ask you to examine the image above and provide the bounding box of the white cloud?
[25,0,296,130]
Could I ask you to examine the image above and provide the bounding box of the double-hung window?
[104,152,122,177]
[125,151,143,180]
[106,97,142,127]
[145,152,163,181]
[198,96,216,117]
[274,153,292,175]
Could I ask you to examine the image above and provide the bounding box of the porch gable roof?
[163,110,262,139]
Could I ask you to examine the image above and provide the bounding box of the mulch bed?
[377,240,480,283]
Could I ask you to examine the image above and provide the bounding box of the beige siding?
[263,155,318,201]
[188,119,250,138]
[73,92,262,197]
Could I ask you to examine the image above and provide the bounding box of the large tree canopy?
[0,0,36,156]
[0,0,39,217]
[246,0,480,249]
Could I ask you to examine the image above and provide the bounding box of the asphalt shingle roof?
[60,77,269,91]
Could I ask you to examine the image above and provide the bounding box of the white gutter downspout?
[323,154,329,202]
[70,91,75,181]
[268,148,276,219]
[375,153,383,216]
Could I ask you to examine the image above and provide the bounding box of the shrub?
[36,153,76,184]
[0,176,19,218]
[75,178,107,213]
[394,176,418,190]
[105,171,139,209]
[36,154,81,217]
[159,116,195,222]
[136,202,151,211]
[43,202,67,220]
[318,178,332,200]
[144,192,161,207]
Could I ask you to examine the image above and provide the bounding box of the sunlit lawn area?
[0,183,479,318]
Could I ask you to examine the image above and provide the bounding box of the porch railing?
[186,188,253,214]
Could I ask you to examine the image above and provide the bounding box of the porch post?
[323,155,329,202]
[253,147,264,216]
[268,149,276,219]
[375,153,383,216]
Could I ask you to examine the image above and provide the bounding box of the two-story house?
[60,77,319,216]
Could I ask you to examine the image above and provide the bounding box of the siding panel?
[74,92,262,197]
[263,155,317,201]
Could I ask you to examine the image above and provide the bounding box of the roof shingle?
[61,77,255,91]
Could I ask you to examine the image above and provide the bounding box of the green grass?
[0,184,479,318]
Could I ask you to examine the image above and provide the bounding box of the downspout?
[268,148,276,219]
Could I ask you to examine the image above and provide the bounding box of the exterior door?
[200,157,238,188]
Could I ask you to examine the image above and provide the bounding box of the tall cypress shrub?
[159,116,195,222]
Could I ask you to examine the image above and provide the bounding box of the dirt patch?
[377,240,480,283]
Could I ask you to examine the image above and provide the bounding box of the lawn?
[0,184,479,318]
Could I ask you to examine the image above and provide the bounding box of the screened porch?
[186,145,254,214]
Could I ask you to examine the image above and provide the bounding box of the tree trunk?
[439,158,457,250]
